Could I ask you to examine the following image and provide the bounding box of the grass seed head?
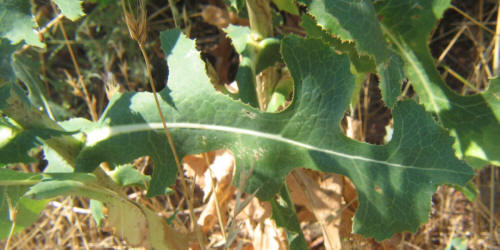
[122,0,147,44]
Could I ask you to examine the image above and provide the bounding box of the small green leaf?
[43,118,91,173]
[0,168,46,239]
[255,37,281,74]
[25,170,188,249]
[227,0,246,13]
[299,0,387,64]
[0,38,19,83]
[0,196,48,239]
[0,0,45,47]
[89,199,105,227]
[12,52,55,119]
[225,25,259,106]
[26,173,102,200]
[377,52,404,108]
[53,0,85,21]
[300,14,376,73]
[0,83,11,110]
[445,237,468,250]
[109,164,151,188]
[266,76,293,112]
[0,168,41,185]
[88,0,114,8]
[0,126,69,165]
[452,181,478,202]
[270,185,307,249]
[272,0,299,15]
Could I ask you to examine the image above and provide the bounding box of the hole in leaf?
[341,75,392,145]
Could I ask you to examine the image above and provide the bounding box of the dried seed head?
[122,0,147,44]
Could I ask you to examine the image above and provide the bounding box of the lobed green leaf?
[377,0,500,167]
[53,0,85,21]
[0,0,44,48]
[0,169,47,239]
[298,0,388,64]
[75,29,473,240]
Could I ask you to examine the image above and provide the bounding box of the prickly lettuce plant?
[1,0,498,248]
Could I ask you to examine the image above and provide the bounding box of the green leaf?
[0,0,45,48]
[26,170,189,249]
[0,125,69,165]
[270,185,307,249]
[0,169,46,239]
[224,25,282,106]
[12,52,55,119]
[0,38,19,83]
[225,25,259,107]
[377,52,404,108]
[377,0,500,167]
[254,37,281,74]
[89,199,104,227]
[298,0,387,64]
[452,181,477,202]
[43,118,91,173]
[300,14,376,73]
[445,237,468,250]
[272,0,299,15]
[226,0,246,13]
[0,168,41,186]
[53,0,85,21]
[75,30,473,240]
[109,164,151,188]
[88,0,114,8]
[26,173,100,201]
[266,75,293,112]
[0,196,48,239]
[0,83,11,110]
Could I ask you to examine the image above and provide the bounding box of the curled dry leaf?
[183,152,212,187]
[252,218,288,250]
[197,150,236,233]
[104,193,190,249]
[345,116,363,141]
[287,169,342,249]
[241,198,272,225]
[202,6,230,29]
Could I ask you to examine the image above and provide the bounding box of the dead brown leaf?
[252,218,288,250]
[287,169,342,249]
[202,6,230,29]
[197,150,236,233]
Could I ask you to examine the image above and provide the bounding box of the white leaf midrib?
[85,122,469,175]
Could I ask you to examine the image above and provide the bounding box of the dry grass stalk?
[52,2,98,122]
[121,0,206,248]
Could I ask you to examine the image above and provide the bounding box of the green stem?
[246,0,273,39]
[245,0,279,111]
[168,0,181,28]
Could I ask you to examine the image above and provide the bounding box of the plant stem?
[53,3,98,122]
[245,0,273,39]
[245,0,278,111]
[167,0,181,28]
[5,195,16,250]
[490,166,495,246]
